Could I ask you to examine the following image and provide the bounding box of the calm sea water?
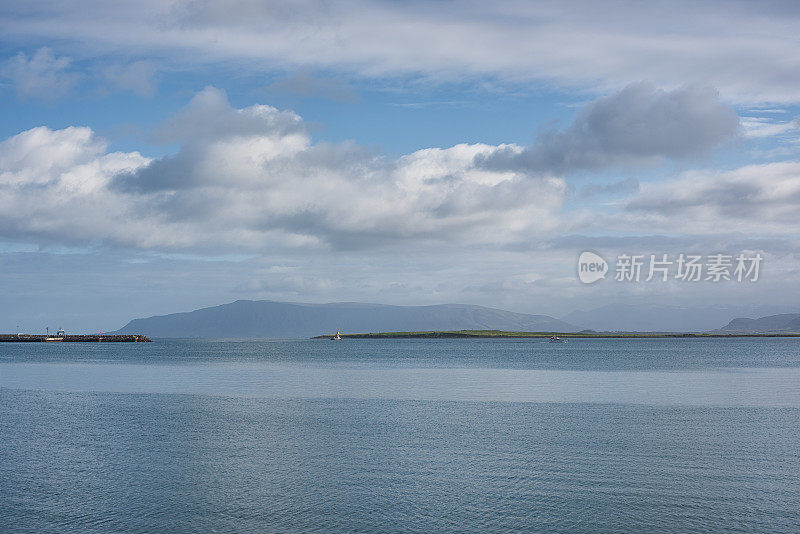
[1,338,799,532]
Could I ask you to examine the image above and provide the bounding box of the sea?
[1,337,799,533]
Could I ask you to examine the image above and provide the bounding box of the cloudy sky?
[1,0,799,331]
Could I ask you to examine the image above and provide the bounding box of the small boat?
[549,336,567,343]
[331,331,342,340]
[45,326,65,341]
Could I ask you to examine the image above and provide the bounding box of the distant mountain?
[719,313,800,333]
[561,304,796,332]
[114,300,582,338]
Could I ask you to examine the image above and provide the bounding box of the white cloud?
[624,162,800,235]
[740,116,799,139]
[0,87,795,258]
[0,88,566,251]
[2,1,800,103]
[1,47,79,99]
[0,126,106,184]
[0,126,152,245]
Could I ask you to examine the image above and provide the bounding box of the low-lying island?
[313,329,800,339]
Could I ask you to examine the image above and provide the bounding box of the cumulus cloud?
[478,84,740,174]
[0,126,151,245]
[0,87,566,251]
[2,1,800,102]
[0,86,793,258]
[2,47,79,99]
[153,87,306,145]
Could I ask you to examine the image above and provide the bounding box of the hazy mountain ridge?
[561,304,798,332]
[114,300,582,338]
[720,313,800,333]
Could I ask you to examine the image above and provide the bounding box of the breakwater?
[0,334,151,342]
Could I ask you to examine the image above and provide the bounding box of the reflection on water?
[2,338,799,532]
[1,336,799,370]
[2,362,799,406]
[2,390,799,533]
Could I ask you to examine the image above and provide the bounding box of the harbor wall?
[0,334,151,342]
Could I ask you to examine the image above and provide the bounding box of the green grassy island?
[313,330,800,339]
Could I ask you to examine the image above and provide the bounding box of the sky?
[1,0,799,332]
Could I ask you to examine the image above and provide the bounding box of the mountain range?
[719,313,800,333]
[560,304,797,332]
[114,299,800,337]
[114,300,581,338]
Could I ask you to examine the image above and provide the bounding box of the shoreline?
[313,330,800,339]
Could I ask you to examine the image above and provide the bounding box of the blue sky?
[1,1,799,332]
